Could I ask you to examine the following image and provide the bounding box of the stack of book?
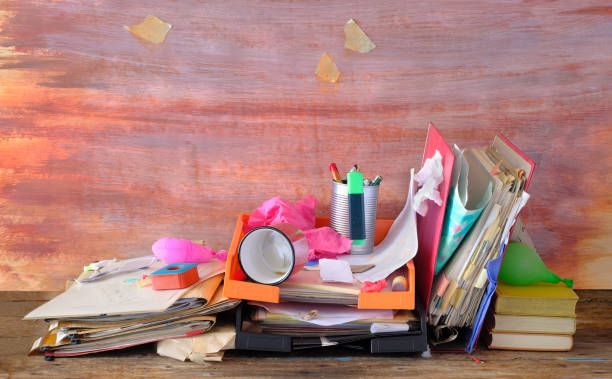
[485,281,579,351]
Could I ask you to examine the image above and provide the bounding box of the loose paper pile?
[27,257,240,359]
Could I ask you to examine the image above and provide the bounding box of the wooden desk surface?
[1,290,610,378]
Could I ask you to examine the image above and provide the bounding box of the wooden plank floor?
[1,291,610,378]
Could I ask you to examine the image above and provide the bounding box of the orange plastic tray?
[223,214,415,310]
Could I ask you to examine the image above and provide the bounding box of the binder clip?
[150,263,199,290]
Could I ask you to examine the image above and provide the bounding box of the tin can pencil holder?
[330,180,379,254]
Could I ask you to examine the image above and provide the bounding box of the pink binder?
[414,123,455,308]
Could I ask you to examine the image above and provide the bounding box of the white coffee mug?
[238,223,309,285]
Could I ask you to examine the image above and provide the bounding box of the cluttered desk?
[18,125,586,366]
[1,0,610,376]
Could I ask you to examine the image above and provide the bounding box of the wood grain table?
[1,290,610,378]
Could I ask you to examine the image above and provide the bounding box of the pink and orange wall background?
[0,1,610,290]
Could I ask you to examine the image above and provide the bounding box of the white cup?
[238,223,309,285]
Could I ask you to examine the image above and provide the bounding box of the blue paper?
[435,189,485,274]
[466,253,504,353]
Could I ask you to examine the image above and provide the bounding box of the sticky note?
[125,15,172,44]
[315,53,341,83]
[344,19,376,53]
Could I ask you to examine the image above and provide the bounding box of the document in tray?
[24,257,226,320]
[244,304,420,337]
[278,269,361,304]
[248,301,393,326]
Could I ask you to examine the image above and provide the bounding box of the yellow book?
[486,313,576,335]
[486,332,573,351]
[494,281,578,317]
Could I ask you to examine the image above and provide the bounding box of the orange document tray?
[223,214,415,310]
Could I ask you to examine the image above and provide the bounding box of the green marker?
[347,171,366,245]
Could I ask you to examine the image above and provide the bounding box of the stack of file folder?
[412,125,537,353]
[224,218,428,353]
[234,299,427,353]
[25,258,240,359]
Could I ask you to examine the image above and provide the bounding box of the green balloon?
[499,242,573,287]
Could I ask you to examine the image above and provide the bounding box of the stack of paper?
[277,269,362,304]
[26,257,240,358]
[242,302,420,343]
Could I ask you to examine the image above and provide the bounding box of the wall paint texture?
[0,1,610,290]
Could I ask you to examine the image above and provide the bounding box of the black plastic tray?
[234,295,428,354]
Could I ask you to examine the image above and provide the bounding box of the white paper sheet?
[319,259,353,283]
[249,301,393,326]
[80,256,157,283]
[24,258,226,320]
[413,150,444,216]
[370,323,410,334]
[320,336,339,346]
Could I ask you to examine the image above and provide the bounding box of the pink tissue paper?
[361,279,387,293]
[246,196,352,260]
[303,227,352,260]
[246,196,317,232]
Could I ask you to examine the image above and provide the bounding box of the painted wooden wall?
[0,1,610,290]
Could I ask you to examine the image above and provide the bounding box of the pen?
[328,162,342,182]
[371,175,382,186]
